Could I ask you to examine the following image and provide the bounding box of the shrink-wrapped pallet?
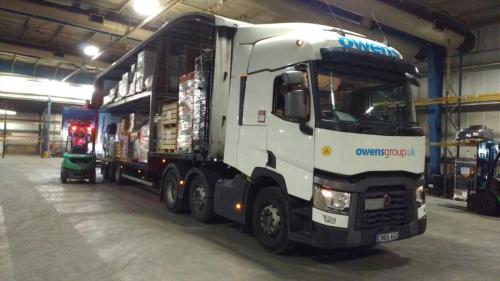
[192,52,212,152]
[176,72,195,153]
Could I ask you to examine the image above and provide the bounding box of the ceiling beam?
[118,0,133,13]
[0,0,153,42]
[0,41,110,70]
[19,17,31,41]
[47,25,64,45]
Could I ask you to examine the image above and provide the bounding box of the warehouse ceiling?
[413,0,500,28]
[0,0,499,83]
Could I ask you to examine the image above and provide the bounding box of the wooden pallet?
[158,149,176,154]
[162,122,177,128]
[162,103,178,112]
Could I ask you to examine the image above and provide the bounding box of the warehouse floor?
[0,156,499,281]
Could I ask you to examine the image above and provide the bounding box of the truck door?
[266,65,315,201]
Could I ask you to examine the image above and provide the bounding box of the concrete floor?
[0,156,499,281]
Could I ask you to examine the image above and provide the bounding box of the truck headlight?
[416,185,426,206]
[313,184,351,215]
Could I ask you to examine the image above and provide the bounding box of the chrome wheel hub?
[192,185,206,212]
[166,181,177,204]
[260,204,281,236]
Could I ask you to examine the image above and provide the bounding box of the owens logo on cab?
[355,148,416,158]
[338,37,401,58]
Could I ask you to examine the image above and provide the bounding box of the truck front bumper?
[311,216,426,249]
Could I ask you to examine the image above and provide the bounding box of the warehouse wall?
[415,25,500,159]
[0,112,62,155]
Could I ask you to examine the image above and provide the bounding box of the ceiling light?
[133,0,160,16]
[83,45,100,57]
[0,110,16,116]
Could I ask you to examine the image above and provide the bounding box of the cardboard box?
[120,118,130,132]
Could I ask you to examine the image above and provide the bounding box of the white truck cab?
[221,21,427,251]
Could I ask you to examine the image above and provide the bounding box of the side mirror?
[282,71,304,86]
[281,71,309,121]
[284,89,308,120]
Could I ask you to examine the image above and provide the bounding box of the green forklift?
[468,140,500,215]
[60,108,97,184]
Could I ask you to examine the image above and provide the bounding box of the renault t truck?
[97,13,427,254]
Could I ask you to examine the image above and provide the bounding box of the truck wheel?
[108,164,116,182]
[162,169,184,213]
[61,169,67,184]
[89,169,96,184]
[468,193,477,211]
[477,192,498,216]
[102,164,110,181]
[252,186,294,254]
[115,165,124,184]
[188,174,216,223]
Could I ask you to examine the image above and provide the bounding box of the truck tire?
[61,168,67,184]
[89,169,96,184]
[102,164,110,181]
[252,186,294,254]
[114,164,124,184]
[162,169,184,213]
[108,164,116,182]
[477,192,498,216]
[188,173,216,223]
[467,193,477,211]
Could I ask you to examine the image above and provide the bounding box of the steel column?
[43,96,52,158]
[427,45,445,176]
[2,110,6,158]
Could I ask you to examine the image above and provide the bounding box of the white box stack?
[135,50,156,93]
[118,72,131,99]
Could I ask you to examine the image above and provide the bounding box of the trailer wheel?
[188,174,216,223]
[108,164,116,182]
[89,169,96,184]
[477,192,498,216]
[61,168,67,184]
[162,169,184,213]
[252,186,294,254]
[114,164,124,184]
[102,164,110,181]
[467,193,477,211]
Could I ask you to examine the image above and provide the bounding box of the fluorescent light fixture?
[83,45,100,57]
[133,0,160,16]
[0,74,93,104]
[0,110,16,116]
[365,106,374,114]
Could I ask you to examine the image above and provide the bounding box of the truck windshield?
[314,62,420,136]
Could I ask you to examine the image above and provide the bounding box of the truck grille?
[361,188,409,229]
[363,209,408,228]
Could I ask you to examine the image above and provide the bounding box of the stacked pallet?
[158,102,178,153]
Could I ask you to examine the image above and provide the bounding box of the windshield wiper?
[391,122,422,135]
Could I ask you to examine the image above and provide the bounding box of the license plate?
[376,232,399,243]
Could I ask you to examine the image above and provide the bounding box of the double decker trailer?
[97,13,427,253]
